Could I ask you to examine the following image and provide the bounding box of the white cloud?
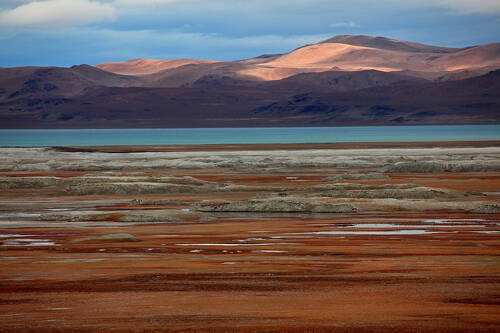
[388,0,500,15]
[0,0,116,28]
[330,21,360,28]
[91,29,331,61]
[437,0,500,14]
[112,0,187,6]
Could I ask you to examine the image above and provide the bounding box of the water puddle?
[335,223,485,229]
[235,238,266,242]
[0,213,40,218]
[422,219,486,223]
[338,223,413,228]
[0,234,36,238]
[270,235,314,239]
[33,258,105,263]
[66,210,120,215]
[3,238,56,246]
[252,250,288,253]
[298,230,436,235]
[177,243,299,246]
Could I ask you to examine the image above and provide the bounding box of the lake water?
[0,125,499,147]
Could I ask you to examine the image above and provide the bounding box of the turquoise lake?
[0,125,499,147]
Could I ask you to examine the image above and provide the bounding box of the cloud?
[1,0,499,67]
[92,29,331,61]
[0,0,116,28]
[113,0,188,6]
[399,0,500,15]
[330,21,360,28]
[440,0,500,14]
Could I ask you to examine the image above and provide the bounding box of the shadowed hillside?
[0,35,499,128]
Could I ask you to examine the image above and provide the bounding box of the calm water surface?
[0,125,499,147]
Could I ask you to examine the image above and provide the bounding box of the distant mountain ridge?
[94,34,500,83]
[0,35,499,128]
[319,35,461,53]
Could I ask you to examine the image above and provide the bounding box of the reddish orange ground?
[0,143,499,332]
[1,213,499,332]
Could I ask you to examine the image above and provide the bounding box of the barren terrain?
[0,142,499,332]
[1,35,499,128]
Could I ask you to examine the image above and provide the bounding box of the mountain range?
[1,35,499,128]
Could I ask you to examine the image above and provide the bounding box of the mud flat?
[0,142,499,332]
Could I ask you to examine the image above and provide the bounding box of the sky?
[0,0,499,67]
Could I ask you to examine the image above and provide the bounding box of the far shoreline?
[44,140,500,153]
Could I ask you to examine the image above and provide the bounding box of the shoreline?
[49,140,500,153]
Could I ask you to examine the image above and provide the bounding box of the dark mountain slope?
[0,35,499,128]
[258,70,428,92]
[0,65,142,101]
[1,70,498,128]
[254,70,500,125]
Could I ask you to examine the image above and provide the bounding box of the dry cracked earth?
[0,142,499,332]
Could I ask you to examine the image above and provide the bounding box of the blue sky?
[0,0,499,67]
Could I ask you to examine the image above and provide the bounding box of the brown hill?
[253,69,500,126]
[258,69,428,92]
[0,35,499,128]
[1,69,498,128]
[0,65,141,101]
[238,41,500,81]
[88,35,500,87]
[141,62,252,88]
[96,58,218,75]
[319,35,460,53]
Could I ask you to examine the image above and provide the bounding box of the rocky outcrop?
[379,161,500,173]
[65,175,212,185]
[307,183,419,191]
[70,233,140,243]
[302,183,459,199]
[193,199,357,213]
[37,212,115,222]
[0,176,62,189]
[0,175,212,190]
[115,209,206,223]
[63,182,210,195]
[129,198,184,206]
[355,198,485,212]
[323,173,390,181]
[471,203,500,214]
[117,212,173,223]
[316,186,456,199]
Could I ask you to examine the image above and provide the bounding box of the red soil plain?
[0,142,499,332]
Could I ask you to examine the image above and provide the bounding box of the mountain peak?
[320,35,460,54]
